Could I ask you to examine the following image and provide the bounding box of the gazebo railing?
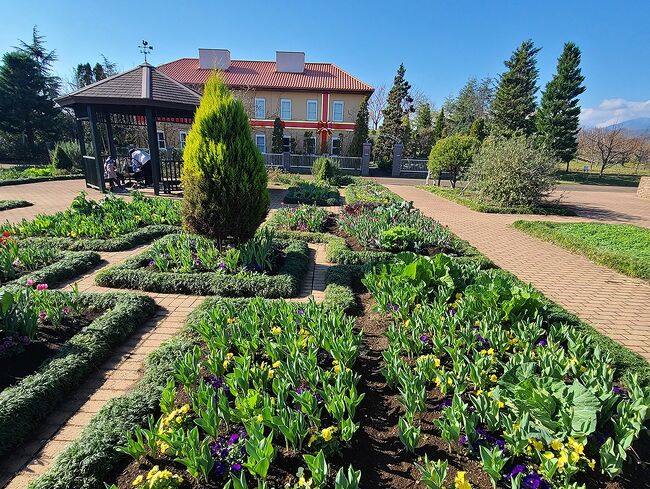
[83,155,102,189]
[160,159,183,193]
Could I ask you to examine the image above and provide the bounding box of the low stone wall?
[637,176,650,199]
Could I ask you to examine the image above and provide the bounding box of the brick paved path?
[387,185,650,360]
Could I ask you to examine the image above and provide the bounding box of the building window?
[254,98,266,119]
[331,136,342,155]
[282,136,293,153]
[179,131,188,150]
[307,100,318,121]
[332,101,344,122]
[280,99,292,120]
[157,130,166,150]
[304,136,316,154]
[255,134,266,153]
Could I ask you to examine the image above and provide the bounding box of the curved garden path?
[386,184,650,361]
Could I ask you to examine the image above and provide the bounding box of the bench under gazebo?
[56,63,200,195]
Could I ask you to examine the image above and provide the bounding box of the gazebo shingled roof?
[56,63,201,195]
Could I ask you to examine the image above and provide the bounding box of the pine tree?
[415,103,432,129]
[433,108,446,142]
[469,118,488,142]
[349,96,369,156]
[16,26,60,97]
[535,42,586,170]
[271,117,284,153]
[376,64,414,167]
[181,74,269,243]
[491,39,540,136]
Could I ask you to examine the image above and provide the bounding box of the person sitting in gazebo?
[129,148,151,186]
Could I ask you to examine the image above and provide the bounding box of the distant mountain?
[606,117,650,135]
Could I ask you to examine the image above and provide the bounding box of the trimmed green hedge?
[0,174,83,187]
[1,250,101,289]
[22,224,181,252]
[94,239,310,298]
[0,199,32,211]
[0,292,156,459]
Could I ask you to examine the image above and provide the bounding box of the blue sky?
[2,0,649,126]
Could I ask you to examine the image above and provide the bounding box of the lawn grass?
[513,220,650,282]
[419,185,577,216]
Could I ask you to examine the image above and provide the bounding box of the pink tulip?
[26,278,34,286]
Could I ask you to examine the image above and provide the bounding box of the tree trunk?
[599,162,606,176]
[566,160,570,172]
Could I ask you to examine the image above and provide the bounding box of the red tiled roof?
[158,58,374,94]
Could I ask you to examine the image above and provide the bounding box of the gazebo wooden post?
[104,113,117,159]
[145,107,161,195]
[87,104,106,192]
[75,118,87,157]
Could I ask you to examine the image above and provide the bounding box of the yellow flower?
[435,376,441,386]
[529,438,543,451]
[479,349,487,356]
[567,437,585,455]
[433,356,441,368]
[175,416,183,424]
[179,404,190,414]
[227,317,235,324]
[550,439,563,451]
[570,357,578,366]
[147,466,160,480]
[455,293,463,300]
[487,389,494,397]
[226,352,234,359]
[447,377,453,385]
[222,360,230,369]
[321,426,336,442]
[268,369,275,379]
[558,450,568,468]
[489,374,498,383]
[333,364,342,374]
[570,451,580,463]
[487,348,495,355]
[272,360,281,368]
[272,326,282,336]
[132,474,144,486]
[497,401,505,409]
[474,320,480,326]
[454,471,472,489]
[476,389,483,396]
[404,319,410,328]
[543,451,555,460]
[588,458,596,470]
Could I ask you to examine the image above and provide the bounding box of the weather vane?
[138,40,154,63]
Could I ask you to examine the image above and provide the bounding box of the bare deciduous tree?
[368,83,386,130]
[579,126,640,175]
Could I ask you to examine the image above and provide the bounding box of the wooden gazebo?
[56,63,201,195]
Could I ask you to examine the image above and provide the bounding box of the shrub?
[312,157,339,185]
[181,74,269,243]
[49,143,75,171]
[469,135,557,207]
[427,134,478,187]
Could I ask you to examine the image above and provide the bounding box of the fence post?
[361,142,371,176]
[391,143,403,177]
[282,151,291,171]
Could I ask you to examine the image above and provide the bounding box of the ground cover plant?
[112,298,364,488]
[362,252,650,488]
[420,186,576,216]
[0,165,81,184]
[344,180,402,206]
[0,285,156,458]
[95,231,309,297]
[268,205,329,233]
[0,199,32,211]
[284,182,341,206]
[1,191,180,240]
[513,221,650,281]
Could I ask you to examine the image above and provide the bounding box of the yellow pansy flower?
[487,348,495,355]
[550,439,563,451]
[476,389,483,396]
[132,474,144,486]
[321,426,336,442]
[227,317,236,324]
[543,451,555,460]
[454,471,472,489]
[272,326,282,336]
[433,356,441,367]
[272,360,281,368]
[489,374,498,383]
[588,459,596,470]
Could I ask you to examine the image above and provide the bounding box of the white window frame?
[331,135,342,155]
[332,101,344,122]
[157,130,166,150]
[254,97,266,119]
[304,136,317,154]
[179,131,188,150]
[255,134,266,153]
[306,99,318,121]
[280,98,292,120]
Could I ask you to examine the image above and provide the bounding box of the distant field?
[557,160,650,187]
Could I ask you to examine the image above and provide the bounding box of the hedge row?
[3,250,101,289]
[0,174,84,187]
[22,224,181,252]
[0,199,32,211]
[94,239,310,298]
[0,292,156,459]
[28,274,356,489]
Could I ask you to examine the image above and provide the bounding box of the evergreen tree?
[535,42,586,170]
[16,26,60,97]
[491,39,540,136]
[376,63,414,167]
[433,108,446,142]
[415,102,432,129]
[271,117,284,153]
[73,56,118,89]
[182,74,269,243]
[444,77,494,134]
[469,118,488,142]
[349,96,369,156]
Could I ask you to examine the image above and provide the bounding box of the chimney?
[276,51,305,73]
[199,48,231,70]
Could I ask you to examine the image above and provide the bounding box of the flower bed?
[0,287,156,458]
[1,232,100,288]
[0,199,32,211]
[344,180,402,206]
[1,191,181,244]
[361,252,650,488]
[267,205,329,233]
[283,182,341,206]
[95,233,310,298]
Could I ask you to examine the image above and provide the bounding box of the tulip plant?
[118,299,364,487]
[269,205,329,233]
[0,231,59,285]
[364,252,650,489]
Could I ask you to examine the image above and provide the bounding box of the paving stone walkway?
[387,185,650,361]
[0,238,328,488]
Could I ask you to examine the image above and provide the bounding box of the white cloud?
[581,98,650,127]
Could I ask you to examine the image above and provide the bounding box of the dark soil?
[0,310,100,391]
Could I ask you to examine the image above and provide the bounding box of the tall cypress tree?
[271,117,284,153]
[536,42,586,170]
[376,64,413,167]
[433,108,446,142]
[349,96,369,156]
[491,39,540,136]
[415,103,432,129]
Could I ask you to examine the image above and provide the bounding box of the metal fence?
[262,153,283,167]
[330,155,361,171]
[160,159,183,193]
[401,158,429,173]
[290,154,319,169]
